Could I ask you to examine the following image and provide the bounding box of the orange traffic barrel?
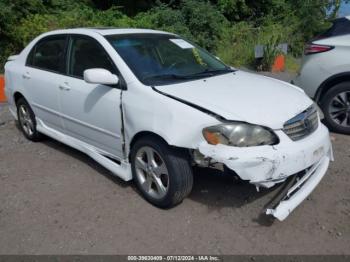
[0,75,6,102]
[272,54,285,72]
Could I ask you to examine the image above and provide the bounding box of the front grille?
[283,105,319,141]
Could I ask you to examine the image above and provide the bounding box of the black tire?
[320,82,350,134]
[16,98,43,141]
[130,136,193,208]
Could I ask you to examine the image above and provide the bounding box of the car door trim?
[32,102,120,139]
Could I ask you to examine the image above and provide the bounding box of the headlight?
[202,122,279,147]
[313,102,324,120]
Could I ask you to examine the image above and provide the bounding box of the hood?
[155,71,313,129]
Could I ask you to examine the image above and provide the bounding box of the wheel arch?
[316,72,350,103]
[128,131,169,161]
[127,130,192,163]
[13,91,25,105]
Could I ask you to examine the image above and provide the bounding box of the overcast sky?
[339,1,350,17]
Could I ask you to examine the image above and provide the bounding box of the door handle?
[22,72,31,79]
[59,82,71,91]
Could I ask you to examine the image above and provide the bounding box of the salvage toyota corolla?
[4,28,333,220]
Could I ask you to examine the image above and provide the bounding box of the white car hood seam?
[152,86,227,122]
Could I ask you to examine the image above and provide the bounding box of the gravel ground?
[0,82,349,254]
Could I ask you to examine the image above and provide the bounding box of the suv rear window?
[317,17,350,39]
[27,35,67,74]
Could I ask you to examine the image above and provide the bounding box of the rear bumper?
[266,155,330,221]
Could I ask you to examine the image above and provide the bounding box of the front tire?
[321,82,350,134]
[130,136,193,208]
[16,98,43,141]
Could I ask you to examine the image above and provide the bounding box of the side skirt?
[36,118,132,181]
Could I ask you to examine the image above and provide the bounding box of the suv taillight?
[304,43,334,55]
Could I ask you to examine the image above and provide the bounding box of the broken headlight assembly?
[202,122,279,147]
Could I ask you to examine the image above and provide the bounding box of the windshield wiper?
[142,68,235,83]
[142,74,191,82]
[185,68,235,78]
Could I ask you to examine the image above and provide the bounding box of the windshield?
[105,34,233,85]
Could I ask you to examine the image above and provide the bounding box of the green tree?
[1,0,349,71]
[135,4,192,39]
[180,0,229,50]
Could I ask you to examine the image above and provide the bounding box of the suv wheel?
[16,98,43,141]
[130,136,193,208]
[321,82,350,134]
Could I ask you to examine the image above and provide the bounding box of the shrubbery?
[135,4,193,40]
[0,0,343,71]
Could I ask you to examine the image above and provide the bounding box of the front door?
[59,35,124,158]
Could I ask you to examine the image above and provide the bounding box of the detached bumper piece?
[265,156,330,221]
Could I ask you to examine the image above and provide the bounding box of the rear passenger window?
[68,36,116,78]
[27,35,67,73]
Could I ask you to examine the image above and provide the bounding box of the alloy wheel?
[135,146,169,199]
[18,104,34,136]
[328,91,350,127]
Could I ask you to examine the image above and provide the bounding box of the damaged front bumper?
[198,123,333,220]
[265,155,329,220]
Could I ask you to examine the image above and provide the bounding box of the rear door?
[58,34,124,158]
[24,35,68,132]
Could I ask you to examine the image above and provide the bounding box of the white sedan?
[5,28,333,221]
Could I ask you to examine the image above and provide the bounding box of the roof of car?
[334,16,350,21]
[46,27,175,36]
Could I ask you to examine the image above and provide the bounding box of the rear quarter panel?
[298,35,350,98]
[4,60,25,118]
[315,35,350,75]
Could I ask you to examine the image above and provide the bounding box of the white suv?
[5,28,333,220]
[293,16,350,134]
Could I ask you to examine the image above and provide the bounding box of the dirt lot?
[0,102,349,255]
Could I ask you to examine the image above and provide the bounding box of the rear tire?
[130,136,193,208]
[320,82,350,134]
[16,98,43,141]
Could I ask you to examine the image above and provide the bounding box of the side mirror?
[84,68,119,85]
